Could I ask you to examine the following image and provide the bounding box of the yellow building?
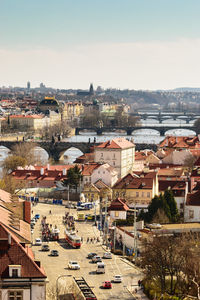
[83,180,112,202]
[62,101,84,122]
[112,172,158,208]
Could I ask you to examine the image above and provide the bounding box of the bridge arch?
[59,147,84,163]
[131,128,160,136]
[164,128,197,136]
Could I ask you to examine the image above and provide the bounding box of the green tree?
[62,165,83,192]
[3,155,27,172]
[164,189,178,222]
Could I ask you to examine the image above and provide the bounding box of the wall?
[184,205,200,222]
[110,210,126,220]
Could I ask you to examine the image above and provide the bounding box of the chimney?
[23,201,31,223]
[40,168,44,175]
[8,233,11,245]
[63,168,66,176]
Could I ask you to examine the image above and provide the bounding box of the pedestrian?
[87,237,89,243]
[138,280,141,287]
[90,237,93,243]
[135,288,137,294]
[93,237,96,243]
[81,237,83,243]
[97,237,100,243]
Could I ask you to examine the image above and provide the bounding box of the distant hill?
[171,87,200,92]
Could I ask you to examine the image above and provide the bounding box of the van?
[96,262,105,274]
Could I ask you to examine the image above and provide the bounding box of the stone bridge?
[75,125,197,136]
[0,141,96,161]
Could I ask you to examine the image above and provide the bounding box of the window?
[147,192,150,198]
[113,161,115,166]
[189,210,194,219]
[115,211,119,217]
[8,291,23,300]
[12,269,18,278]
[136,192,139,197]
[9,266,21,278]
[101,153,103,158]
[142,192,144,198]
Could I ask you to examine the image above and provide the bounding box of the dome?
[40,97,59,106]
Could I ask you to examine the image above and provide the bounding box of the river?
[0,118,197,169]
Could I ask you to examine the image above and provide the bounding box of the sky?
[1,0,200,90]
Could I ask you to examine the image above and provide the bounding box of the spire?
[89,83,94,95]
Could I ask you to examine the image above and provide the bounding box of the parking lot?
[31,203,141,300]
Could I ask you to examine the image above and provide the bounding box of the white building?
[94,137,135,178]
[91,163,118,187]
[185,190,200,222]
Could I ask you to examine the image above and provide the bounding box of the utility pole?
[103,196,108,246]
[94,201,97,225]
[134,204,137,258]
[123,229,125,256]
[100,196,103,235]
[113,221,116,253]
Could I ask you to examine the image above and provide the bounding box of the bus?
[65,230,81,248]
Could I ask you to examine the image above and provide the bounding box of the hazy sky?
[1,0,200,90]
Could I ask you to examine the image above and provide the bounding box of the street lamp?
[56,274,72,300]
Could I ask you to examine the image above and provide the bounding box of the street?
[31,203,141,300]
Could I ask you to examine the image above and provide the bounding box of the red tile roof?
[186,190,200,206]
[159,180,186,192]
[108,198,129,211]
[113,173,154,190]
[0,223,46,278]
[159,136,200,150]
[82,163,100,176]
[96,137,134,149]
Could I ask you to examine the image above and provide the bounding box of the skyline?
[1,1,200,90]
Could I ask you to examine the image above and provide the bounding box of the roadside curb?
[120,257,141,271]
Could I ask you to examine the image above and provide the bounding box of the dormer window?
[9,265,21,278]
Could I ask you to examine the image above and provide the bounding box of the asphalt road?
[31,203,141,300]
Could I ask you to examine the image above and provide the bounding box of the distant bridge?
[75,125,197,136]
[131,111,200,123]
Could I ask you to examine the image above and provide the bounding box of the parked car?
[92,255,102,263]
[113,275,122,283]
[103,252,112,259]
[86,214,95,221]
[68,261,80,270]
[31,229,34,235]
[87,253,97,259]
[35,238,42,246]
[102,281,112,289]
[41,244,50,251]
[35,214,40,219]
[31,219,36,225]
[50,250,59,256]
[31,223,34,229]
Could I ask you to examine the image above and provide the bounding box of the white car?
[103,252,112,259]
[68,261,80,270]
[35,238,42,246]
[113,275,122,283]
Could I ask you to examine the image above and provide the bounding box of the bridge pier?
[75,128,80,135]
[96,128,103,135]
[126,128,133,135]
